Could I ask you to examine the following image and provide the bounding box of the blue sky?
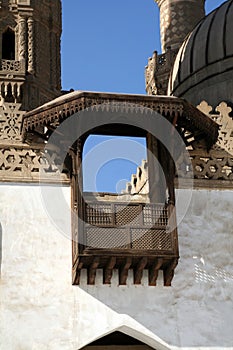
[61,0,226,193]
[61,0,225,94]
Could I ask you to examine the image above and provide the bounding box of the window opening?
[2,28,15,60]
[72,121,179,286]
[83,135,148,195]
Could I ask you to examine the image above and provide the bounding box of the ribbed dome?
[168,0,233,107]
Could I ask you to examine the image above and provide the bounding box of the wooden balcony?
[73,201,179,286]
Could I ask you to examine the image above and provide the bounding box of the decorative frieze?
[0,143,69,183]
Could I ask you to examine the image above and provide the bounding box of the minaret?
[156,0,205,52]
[146,0,205,95]
[0,0,62,111]
[0,0,62,183]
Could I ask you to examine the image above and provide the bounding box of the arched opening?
[2,27,15,60]
[81,331,154,349]
[82,134,148,195]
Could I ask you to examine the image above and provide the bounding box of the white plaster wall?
[0,185,233,350]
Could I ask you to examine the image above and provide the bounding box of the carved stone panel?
[0,102,23,143]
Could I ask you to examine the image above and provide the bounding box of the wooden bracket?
[134,257,148,284]
[163,258,178,286]
[104,257,116,284]
[149,258,163,286]
[72,260,83,285]
[119,257,132,285]
[87,257,100,285]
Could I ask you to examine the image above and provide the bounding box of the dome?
[168,0,233,107]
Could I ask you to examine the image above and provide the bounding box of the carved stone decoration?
[145,52,157,95]
[197,101,233,157]
[155,0,205,52]
[146,49,178,96]
[27,17,34,74]
[0,59,23,72]
[0,100,69,183]
[0,0,62,110]
[18,16,27,61]
[174,101,233,186]
[191,149,233,182]
[0,143,69,183]
[0,102,24,143]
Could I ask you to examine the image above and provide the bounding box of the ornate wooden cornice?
[22,91,218,147]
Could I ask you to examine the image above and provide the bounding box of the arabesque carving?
[197,101,233,156]
[0,103,23,143]
[176,101,233,185]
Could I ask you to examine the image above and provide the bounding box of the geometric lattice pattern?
[0,144,69,183]
[115,204,142,226]
[143,205,168,226]
[84,202,172,251]
[85,202,168,228]
[86,226,173,251]
[86,227,129,249]
[191,150,233,181]
[85,203,112,225]
[132,228,172,251]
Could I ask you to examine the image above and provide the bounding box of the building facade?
[0,1,233,349]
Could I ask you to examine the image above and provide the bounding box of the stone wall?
[0,184,233,349]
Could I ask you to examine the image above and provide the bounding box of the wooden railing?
[83,202,174,253]
[73,201,179,285]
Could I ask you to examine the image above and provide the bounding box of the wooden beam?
[104,257,116,284]
[119,257,132,285]
[163,258,178,286]
[134,257,148,284]
[72,260,83,285]
[149,258,163,286]
[87,257,100,285]
[46,125,64,136]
